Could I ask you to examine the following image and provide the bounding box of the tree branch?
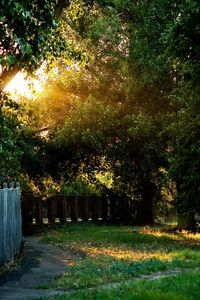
[55,0,70,19]
[0,0,70,91]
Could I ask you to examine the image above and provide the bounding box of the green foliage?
[0,93,23,178]
[61,178,100,196]
[162,0,200,225]
[2,0,199,229]
[167,98,200,224]
[0,92,48,184]
[161,0,200,85]
[0,0,71,89]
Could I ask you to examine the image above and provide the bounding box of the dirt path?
[0,236,81,300]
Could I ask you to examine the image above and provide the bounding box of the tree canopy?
[0,0,70,90]
[0,0,199,230]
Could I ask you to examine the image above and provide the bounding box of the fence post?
[48,197,56,224]
[2,183,8,262]
[82,196,89,222]
[35,199,43,225]
[91,196,98,223]
[109,196,117,223]
[101,195,108,223]
[70,196,78,222]
[3,182,8,189]
[60,195,67,224]
[0,189,4,265]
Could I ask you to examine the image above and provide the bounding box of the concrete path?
[0,236,80,300]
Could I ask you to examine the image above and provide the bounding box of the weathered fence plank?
[70,196,78,222]
[101,195,108,222]
[0,183,22,268]
[59,196,67,224]
[48,197,56,224]
[35,199,43,225]
[82,196,89,222]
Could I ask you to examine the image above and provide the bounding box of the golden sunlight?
[4,66,46,98]
[80,245,173,261]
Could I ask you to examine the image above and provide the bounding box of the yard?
[37,224,200,299]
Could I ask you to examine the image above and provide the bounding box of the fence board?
[0,184,22,267]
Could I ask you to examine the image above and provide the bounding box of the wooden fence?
[0,182,22,268]
[22,195,111,227]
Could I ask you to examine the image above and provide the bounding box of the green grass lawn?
[38,224,200,299]
[39,271,200,300]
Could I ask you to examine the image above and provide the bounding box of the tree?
[0,93,22,178]
[0,0,70,91]
[6,0,199,228]
[103,0,200,229]
[23,1,170,225]
[164,0,200,230]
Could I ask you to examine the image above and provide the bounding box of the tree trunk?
[137,181,156,225]
[55,0,70,19]
[177,213,196,232]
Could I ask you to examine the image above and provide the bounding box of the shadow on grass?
[42,223,200,251]
[40,224,200,291]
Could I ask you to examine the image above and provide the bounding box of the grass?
[39,270,200,300]
[37,224,200,299]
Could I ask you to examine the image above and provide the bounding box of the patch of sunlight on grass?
[172,249,200,262]
[42,225,200,267]
[80,245,173,261]
[40,225,200,292]
[139,226,200,243]
[48,250,199,291]
[44,225,200,249]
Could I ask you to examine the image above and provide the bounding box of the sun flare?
[4,66,46,98]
